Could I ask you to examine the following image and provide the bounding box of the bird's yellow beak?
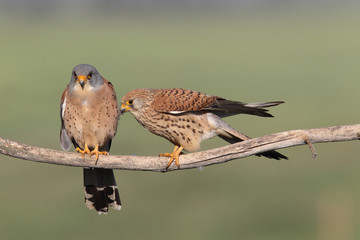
[120,103,130,114]
[77,75,87,88]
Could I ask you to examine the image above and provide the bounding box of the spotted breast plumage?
[120,88,287,169]
[60,64,121,214]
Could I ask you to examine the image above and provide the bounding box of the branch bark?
[1,124,359,172]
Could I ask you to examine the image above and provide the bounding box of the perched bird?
[120,88,287,168]
[60,64,121,214]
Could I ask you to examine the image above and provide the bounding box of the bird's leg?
[160,145,184,169]
[160,146,178,158]
[90,144,109,165]
[76,143,91,157]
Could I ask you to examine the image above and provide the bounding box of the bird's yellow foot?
[160,145,184,169]
[90,144,108,165]
[76,144,107,165]
[76,143,91,157]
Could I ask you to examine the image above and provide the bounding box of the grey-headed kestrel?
[60,64,121,214]
[120,88,287,168]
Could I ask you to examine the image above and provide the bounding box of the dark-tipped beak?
[77,75,87,89]
[120,103,130,114]
[79,80,85,88]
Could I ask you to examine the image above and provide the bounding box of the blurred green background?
[0,1,360,239]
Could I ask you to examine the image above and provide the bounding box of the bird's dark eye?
[87,72,92,79]
[73,71,78,79]
[127,100,133,105]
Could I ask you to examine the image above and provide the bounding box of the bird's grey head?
[70,64,103,89]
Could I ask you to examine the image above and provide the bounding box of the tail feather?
[218,121,288,160]
[245,101,284,109]
[83,168,121,214]
[208,100,284,118]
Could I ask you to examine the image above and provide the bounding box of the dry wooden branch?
[0,124,359,172]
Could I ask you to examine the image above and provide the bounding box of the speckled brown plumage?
[151,88,219,113]
[60,64,121,214]
[61,80,118,151]
[120,88,287,168]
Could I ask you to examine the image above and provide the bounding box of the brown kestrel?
[120,88,287,168]
[60,64,121,214]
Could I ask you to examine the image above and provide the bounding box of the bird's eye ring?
[87,72,92,79]
[73,72,78,79]
[127,100,133,105]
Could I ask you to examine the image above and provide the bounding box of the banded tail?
[83,168,121,214]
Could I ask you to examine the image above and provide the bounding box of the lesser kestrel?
[120,88,287,168]
[60,64,121,214]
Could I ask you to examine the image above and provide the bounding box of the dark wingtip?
[257,150,288,160]
[262,112,275,118]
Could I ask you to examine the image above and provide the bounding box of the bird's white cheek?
[130,109,141,119]
[71,84,96,104]
[84,84,94,91]
[72,82,94,93]
[73,84,82,92]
